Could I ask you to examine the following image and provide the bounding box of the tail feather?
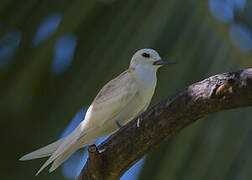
[19,138,64,161]
[35,130,81,176]
[49,129,98,173]
[49,144,79,173]
[20,123,94,175]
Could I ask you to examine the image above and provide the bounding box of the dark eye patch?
[142,52,150,58]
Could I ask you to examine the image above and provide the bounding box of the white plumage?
[19,48,170,175]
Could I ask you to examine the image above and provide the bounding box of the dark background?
[1,0,252,179]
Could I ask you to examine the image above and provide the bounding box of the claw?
[116,121,122,128]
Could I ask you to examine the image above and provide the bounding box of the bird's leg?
[115,121,122,128]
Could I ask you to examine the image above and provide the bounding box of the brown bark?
[78,68,252,180]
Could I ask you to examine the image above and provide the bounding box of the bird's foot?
[116,121,122,128]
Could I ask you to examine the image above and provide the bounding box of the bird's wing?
[90,68,138,126]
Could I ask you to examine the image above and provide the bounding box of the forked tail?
[19,128,83,176]
[19,138,64,161]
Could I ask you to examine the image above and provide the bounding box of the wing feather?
[90,68,137,126]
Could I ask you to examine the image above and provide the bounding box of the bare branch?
[78,68,252,180]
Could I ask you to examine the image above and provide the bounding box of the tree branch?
[78,68,252,180]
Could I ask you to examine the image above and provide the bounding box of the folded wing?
[90,68,138,127]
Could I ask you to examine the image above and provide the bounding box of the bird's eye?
[142,52,150,58]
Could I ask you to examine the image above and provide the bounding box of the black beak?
[153,59,176,66]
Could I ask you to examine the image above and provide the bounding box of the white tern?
[19,48,174,175]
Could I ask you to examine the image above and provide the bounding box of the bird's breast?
[134,67,157,102]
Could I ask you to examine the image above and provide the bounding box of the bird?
[19,48,175,175]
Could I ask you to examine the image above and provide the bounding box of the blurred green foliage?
[1,0,252,179]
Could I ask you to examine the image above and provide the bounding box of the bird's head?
[130,49,174,71]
